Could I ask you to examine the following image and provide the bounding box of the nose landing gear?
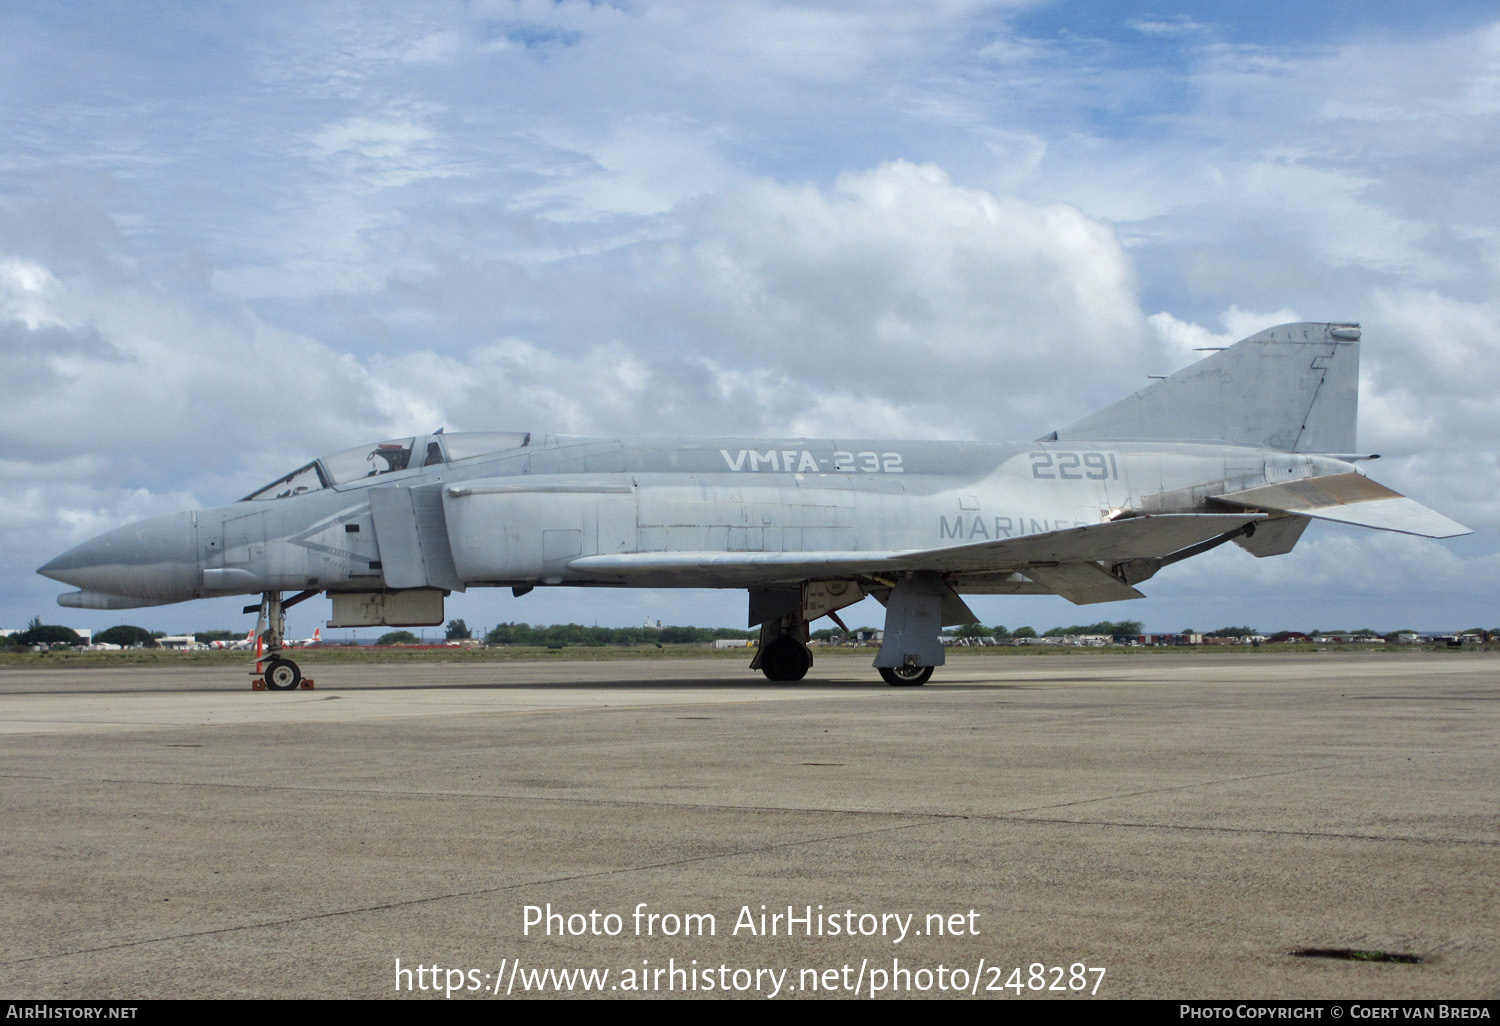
[262,655,303,691]
[246,590,318,691]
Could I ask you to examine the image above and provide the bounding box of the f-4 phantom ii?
[40,322,1469,688]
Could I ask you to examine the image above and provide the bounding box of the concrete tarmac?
[1,651,1495,1000]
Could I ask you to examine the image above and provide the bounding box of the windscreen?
[244,432,530,500]
[244,461,327,501]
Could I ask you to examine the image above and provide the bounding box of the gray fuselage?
[40,433,1352,608]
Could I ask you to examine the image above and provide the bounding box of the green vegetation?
[1042,620,1143,638]
[97,625,158,648]
[5,622,84,647]
[376,630,421,646]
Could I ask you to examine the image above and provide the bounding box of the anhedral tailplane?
[1214,473,1469,539]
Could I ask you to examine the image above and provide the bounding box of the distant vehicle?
[40,322,1467,689]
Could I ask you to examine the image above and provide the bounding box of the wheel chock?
[300,679,315,689]
[251,679,266,691]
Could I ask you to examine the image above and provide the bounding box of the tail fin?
[1046,322,1360,453]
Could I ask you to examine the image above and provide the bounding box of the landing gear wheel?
[263,657,302,691]
[760,636,811,682]
[880,664,933,686]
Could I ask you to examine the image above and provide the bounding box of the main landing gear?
[246,590,317,691]
[759,633,813,682]
[878,664,933,687]
[748,581,947,686]
[751,595,815,682]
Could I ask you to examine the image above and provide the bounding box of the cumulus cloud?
[653,161,1151,431]
[1366,290,1500,403]
[1350,290,1500,530]
[1147,305,1304,365]
[0,267,370,469]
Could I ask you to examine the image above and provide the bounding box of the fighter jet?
[38,322,1468,689]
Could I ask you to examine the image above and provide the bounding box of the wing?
[568,512,1265,604]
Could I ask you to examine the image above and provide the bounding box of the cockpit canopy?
[244,431,530,501]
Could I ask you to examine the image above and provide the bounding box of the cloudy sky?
[4,0,1498,639]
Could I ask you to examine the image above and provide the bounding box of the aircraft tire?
[879,665,932,686]
[760,636,810,682]
[264,657,302,691]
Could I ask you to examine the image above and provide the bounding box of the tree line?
[9,616,1498,650]
[942,620,1145,641]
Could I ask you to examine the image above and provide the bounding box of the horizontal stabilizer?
[1213,473,1470,538]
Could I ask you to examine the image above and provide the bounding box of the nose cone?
[39,511,200,604]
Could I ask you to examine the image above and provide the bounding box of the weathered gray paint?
[1049,321,1360,454]
[875,574,949,669]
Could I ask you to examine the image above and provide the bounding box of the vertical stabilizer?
[1048,322,1360,453]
